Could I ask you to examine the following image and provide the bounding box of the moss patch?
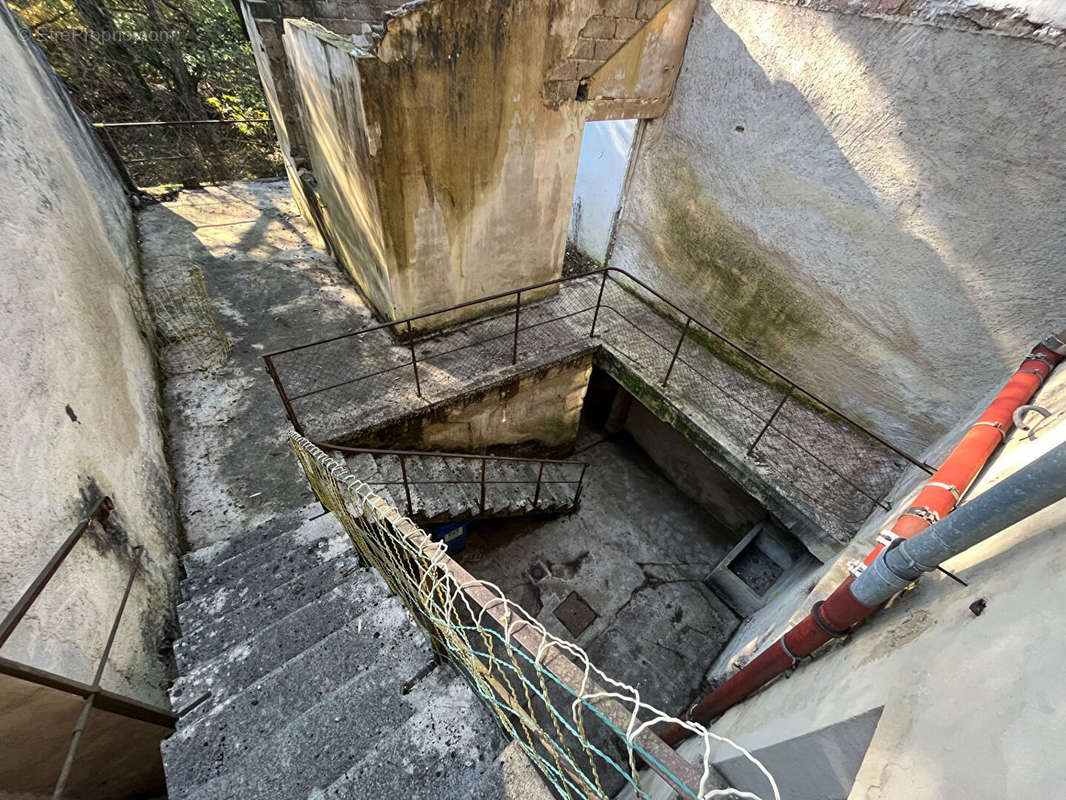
[652,155,828,359]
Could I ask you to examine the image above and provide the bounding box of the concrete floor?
[137,179,377,549]
[459,423,742,715]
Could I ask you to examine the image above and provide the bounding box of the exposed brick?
[614,17,645,39]
[580,15,616,39]
[550,59,600,81]
[594,39,620,60]
[281,0,307,16]
[544,80,581,106]
[604,0,638,17]
[572,38,597,60]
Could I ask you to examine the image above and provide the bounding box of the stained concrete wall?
[283,22,394,315]
[0,5,179,726]
[342,353,594,454]
[609,0,1066,455]
[622,400,767,537]
[267,0,695,325]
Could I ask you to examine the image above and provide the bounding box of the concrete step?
[169,568,382,710]
[164,591,420,791]
[171,622,436,800]
[175,549,360,673]
[181,503,321,584]
[316,666,508,800]
[178,515,348,623]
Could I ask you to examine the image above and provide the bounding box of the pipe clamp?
[1040,332,1066,356]
[902,506,940,525]
[971,420,1006,441]
[1022,352,1056,371]
[927,481,960,504]
[810,600,850,639]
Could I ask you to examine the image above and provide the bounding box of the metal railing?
[0,495,176,799]
[318,444,589,519]
[94,117,282,189]
[264,267,937,537]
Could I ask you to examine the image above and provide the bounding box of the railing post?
[589,270,608,338]
[747,385,795,456]
[662,316,691,387]
[479,458,487,514]
[264,356,304,435]
[512,291,521,365]
[399,455,413,517]
[406,321,422,398]
[532,462,544,510]
[574,463,589,505]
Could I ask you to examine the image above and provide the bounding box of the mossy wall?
[609,0,1066,454]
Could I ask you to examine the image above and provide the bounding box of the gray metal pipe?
[852,440,1066,607]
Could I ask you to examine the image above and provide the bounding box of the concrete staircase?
[161,509,529,799]
[344,451,583,524]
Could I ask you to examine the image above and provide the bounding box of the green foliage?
[9,0,280,187]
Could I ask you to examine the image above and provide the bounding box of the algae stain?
[653,156,827,358]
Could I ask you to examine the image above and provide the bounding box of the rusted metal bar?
[0,657,175,727]
[315,441,590,467]
[266,263,933,472]
[399,455,413,516]
[52,546,144,799]
[589,270,608,338]
[262,269,605,358]
[532,462,544,510]
[479,458,487,514]
[575,463,589,505]
[263,356,303,435]
[747,386,794,457]
[0,497,112,648]
[512,291,521,365]
[406,320,422,398]
[94,118,270,128]
[52,694,94,800]
[662,316,691,387]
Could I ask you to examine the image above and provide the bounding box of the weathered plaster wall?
[610,0,1066,453]
[623,400,767,536]
[361,0,590,321]
[283,22,394,314]
[342,353,594,454]
[0,7,179,716]
[263,0,695,325]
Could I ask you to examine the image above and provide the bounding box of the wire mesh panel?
[145,266,231,374]
[288,433,780,800]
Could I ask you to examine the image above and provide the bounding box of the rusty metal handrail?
[263,267,932,469]
[0,495,177,799]
[316,442,590,517]
[264,266,936,527]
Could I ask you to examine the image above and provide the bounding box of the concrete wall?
[343,353,594,454]
[0,4,179,723]
[283,22,394,315]
[569,119,637,264]
[263,0,695,325]
[623,400,767,537]
[609,0,1066,454]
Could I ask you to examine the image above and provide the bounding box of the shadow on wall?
[612,3,1009,454]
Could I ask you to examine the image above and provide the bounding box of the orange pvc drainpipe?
[661,330,1066,748]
